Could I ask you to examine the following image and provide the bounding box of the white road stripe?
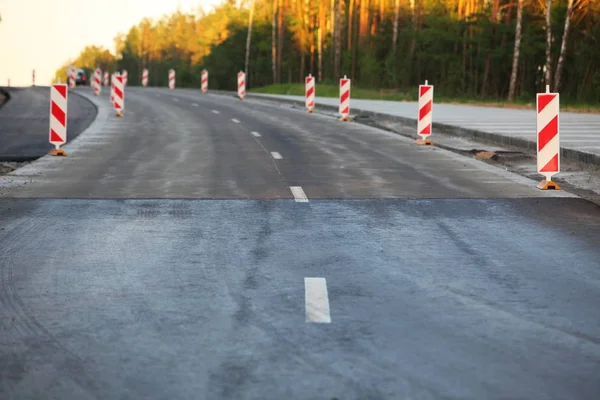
[290,186,308,202]
[232,118,240,123]
[271,152,282,159]
[212,110,220,114]
[251,131,261,137]
[173,98,179,102]
[192,103,199,107]
[305,278,331,323]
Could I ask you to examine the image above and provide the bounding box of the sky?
[0,0,223,86]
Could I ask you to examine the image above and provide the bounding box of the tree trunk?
[318,0,325,81]
[334,0,342,78]
[508,0,523,100]
[245,0,255,80]
[392,0,400,55]
[554,0,574,92]
[544,0,553,89]
[272,0,277,83]
[277,0,285,83]
[348,0,354,51]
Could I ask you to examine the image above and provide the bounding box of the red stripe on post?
[420,124,431,135]
[55,85,67,98]
[340,91,349,103]
[540,154,559,172]
[538,116,558,151]
[50,129,64,143]
[538,94,557,113]
[52,102,66,126]
[307,87,314,97]
[114,86,123,98]
[420,86,432,97]
[419,100,432,121]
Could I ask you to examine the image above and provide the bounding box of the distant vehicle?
[75,69,87,86]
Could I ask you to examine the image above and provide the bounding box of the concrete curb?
[220,91,600,168]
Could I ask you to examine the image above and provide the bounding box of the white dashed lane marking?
[212,110,220,114]
[271,152,282,159]
[305,278,331,323]
[251,131,261,137]
[290,186,308,202]
[173,98,179,102]
[232,118,240,123]
[192,103,198,107]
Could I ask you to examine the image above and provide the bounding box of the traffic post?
[305,74,315,113]
[339,75,350,121]
[121,69,128,86]
[93,68,102,96]
[110,73,115,104]
[237,71,245,100]
[104,71,109,87]
[201,70,208,93]
[142,68,148,87]
[68,66,76,88]
[416,80,434,145]
[169,69,175,90]
[536,85,561,190]
[32,69,35,86]
[114,74,124,117]
[49,82,68,156]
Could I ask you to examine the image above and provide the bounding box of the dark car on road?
[75,69,88,86]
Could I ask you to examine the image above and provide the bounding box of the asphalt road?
[0,86,97,161]
[1,87,599,400]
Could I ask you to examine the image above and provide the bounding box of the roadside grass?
[251,83,600,113]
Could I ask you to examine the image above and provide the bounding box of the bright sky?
[0,0,223,86]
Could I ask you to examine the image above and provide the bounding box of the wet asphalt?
[0,87,599,400]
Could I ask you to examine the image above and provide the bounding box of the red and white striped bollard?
[93,68,102,96]
[237,71,245,100]
[114,74,124,117]
[103,71,109,87]
[305,74,315,113]
[417,80,434,145]
[68,66,76,88]
[32,69,36,86]
[169,69,175,90]
[201,70,208,93]
[339,75,350,121]
[121,69,128,86]
[142,68,148,87]
[536,85,561,190]
[49,82,68,156]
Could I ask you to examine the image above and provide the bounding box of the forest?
[54,0,600,104]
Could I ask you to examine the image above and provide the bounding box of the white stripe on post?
[142,68,148,87]
[339,76,350,120]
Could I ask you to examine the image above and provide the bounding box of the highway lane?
[1,87,600,399]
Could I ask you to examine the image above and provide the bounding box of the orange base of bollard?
[416,139,434,146]
[307,109,314,113]
[339,116,350,121]
[537,180,561,190]
[115,112,123,117]
[49,149,67,157]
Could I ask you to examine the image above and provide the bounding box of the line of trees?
[56,0,600,103]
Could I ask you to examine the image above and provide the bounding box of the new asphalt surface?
[0,86,97,161]
[1,87,599,400]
